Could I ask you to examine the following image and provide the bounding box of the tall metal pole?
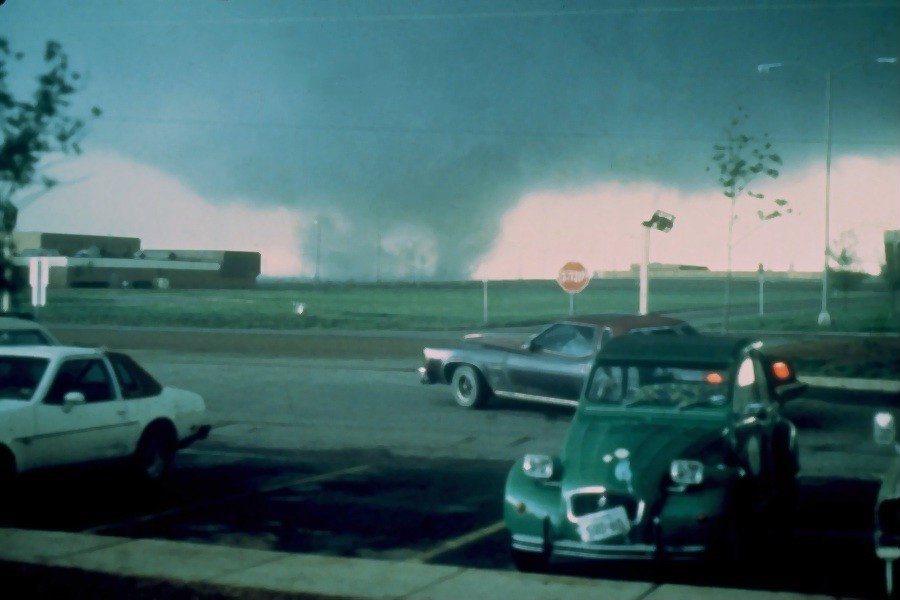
[314,219,321,282]
[375,229,381,283]
[639,225,650,315]
[818,69,833,326]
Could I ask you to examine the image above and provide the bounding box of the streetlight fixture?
[639,210,675,315]
[758,57,897,326]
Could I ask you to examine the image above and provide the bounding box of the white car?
[0,346,210,484]
[0,316,60,346]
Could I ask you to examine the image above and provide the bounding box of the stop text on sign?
[557,261,590,294]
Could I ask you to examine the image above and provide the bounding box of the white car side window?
[46,359,115,404]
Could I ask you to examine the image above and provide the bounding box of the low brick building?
[12,232,261,289]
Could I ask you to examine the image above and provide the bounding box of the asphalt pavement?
[4,324,897,599]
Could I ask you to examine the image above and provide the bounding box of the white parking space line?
[83,464,371,535]
[412,520,506,563]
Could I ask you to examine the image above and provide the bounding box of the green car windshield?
[586,362,730,412]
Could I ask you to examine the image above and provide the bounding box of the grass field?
[23,277,899,333]
[729,305,900,334]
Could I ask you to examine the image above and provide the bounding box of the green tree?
[708,107,790,330]
[0,37,100,311]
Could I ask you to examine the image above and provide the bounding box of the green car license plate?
[577,506,631,543]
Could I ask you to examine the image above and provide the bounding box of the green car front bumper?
[505,466,732,562]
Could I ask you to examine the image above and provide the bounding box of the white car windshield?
[0,357,50,401]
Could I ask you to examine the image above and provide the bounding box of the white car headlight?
[523,454,555,480]
[670,459,704,486]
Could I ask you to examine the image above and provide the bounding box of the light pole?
[639,210,675,315]
[313,218,321,282]
[758,57,897,326]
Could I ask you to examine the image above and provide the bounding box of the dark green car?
[503,335,805,571]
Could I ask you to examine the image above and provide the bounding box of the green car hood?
[561,411,727,501]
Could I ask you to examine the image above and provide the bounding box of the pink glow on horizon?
[17,152,305,276]
[15,152,900,279]
[473,155,900,279]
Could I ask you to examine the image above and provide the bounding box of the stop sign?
[557,261,590,293]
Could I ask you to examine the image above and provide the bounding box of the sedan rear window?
[0,357,49,400]
[107,352,163,398]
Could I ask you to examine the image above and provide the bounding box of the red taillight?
[772,361,791,380]
[705,372,724,385]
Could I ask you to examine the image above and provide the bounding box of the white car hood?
[164,386,207,412]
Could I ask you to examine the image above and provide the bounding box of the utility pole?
[757,56,897,326]
[314,218,321,282]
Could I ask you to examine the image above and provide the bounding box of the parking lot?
[3,333,898,598]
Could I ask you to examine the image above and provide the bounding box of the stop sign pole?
[557,261,590,316]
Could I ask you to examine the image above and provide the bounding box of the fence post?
[482,279,488,325]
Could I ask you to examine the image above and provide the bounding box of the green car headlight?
[670,459,704,486]
[523,454,555,480]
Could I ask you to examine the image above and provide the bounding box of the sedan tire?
[451,365,489,409]
[133,426,175,482]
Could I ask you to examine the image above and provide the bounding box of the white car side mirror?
[63,391,86,408]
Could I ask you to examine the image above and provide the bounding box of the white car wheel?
[134,427,174,482]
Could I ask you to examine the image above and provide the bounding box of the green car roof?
[597,334,755,366]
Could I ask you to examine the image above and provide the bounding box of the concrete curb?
[0,528,838,600]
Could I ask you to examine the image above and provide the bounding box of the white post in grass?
[482,279,488,325]
[758,263,765,318]
[639,226,650,315]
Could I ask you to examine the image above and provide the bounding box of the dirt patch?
[51,327,431,360]
[49,325,899,380]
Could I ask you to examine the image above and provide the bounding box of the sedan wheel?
[451,365,489,409]
[134,429,174,482]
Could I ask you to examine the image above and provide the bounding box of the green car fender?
[503,457,564,542]
[658,477,738,548]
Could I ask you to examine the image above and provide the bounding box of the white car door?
[29,357,131,468]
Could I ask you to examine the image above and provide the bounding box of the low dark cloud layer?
[4,1,899,278]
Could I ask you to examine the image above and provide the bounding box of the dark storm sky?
[3,0,899,278]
